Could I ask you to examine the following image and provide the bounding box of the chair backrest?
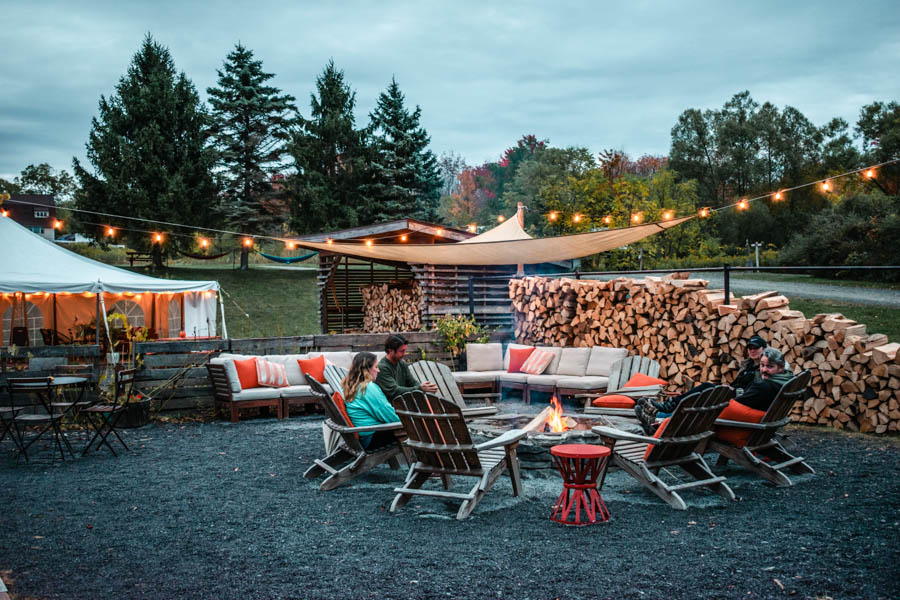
[608,355,662,392]
[322,363,348,399]
[205,363,234,401]
[747,370,811,446]
[306,377,364,454]
[113,368,137,408]
[408,360,468,409]
[7,377,53,413]
[392,390,483,476]
[40,328,55,346]
[645,384,731,464]
[54,364,93,378]
[11,326,29,347]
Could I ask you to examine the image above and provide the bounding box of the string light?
[243,238,253,247]
[774,191,783,201]
[1,210,8,217]
[603,215,612,225]
[53,219,63,229]
[106,227,115,237]
[631,213,642,224]
[548,211,558,221]
[400,235,407,242]
[435,228,443,236]
[738,198,748,210]
[365,239,373,246]
[326,238,333,245]
[497,215,505,223]
[821,180,831,192]
[662,210,673,221]
[572,214,582,223]
[286,241,295,249]
[865,169,875,179]
[200,238,209,248]
[699,207,710,218]
[466,225,476,233]
[153,232,163,243]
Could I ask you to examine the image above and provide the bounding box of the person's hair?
[384,334,408,353]
[343,352,378,403]
[761,347,785,368]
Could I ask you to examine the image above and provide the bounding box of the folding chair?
[8,377,75,461]
[81,368,135,456]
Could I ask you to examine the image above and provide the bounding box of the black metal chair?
[81,368,135,456]
[50,365,93,421]
[0,383,25,448]
[8,377,75,461]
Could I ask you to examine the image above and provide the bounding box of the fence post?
[723,264,731,306]
[574,269,581,280]
[468,276,475,316]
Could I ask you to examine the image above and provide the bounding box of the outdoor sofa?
[453,342,628,402]
[207,351,384,422]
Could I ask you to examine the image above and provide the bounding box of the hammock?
[176,249,231,260]
[258,250,318,264]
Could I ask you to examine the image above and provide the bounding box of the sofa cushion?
[498,372,529,384]
[321,351,354,370]
[210,357,242,393]
[586,347,628,377]
[279,385,313,398]
[534,346,564,374]
[263,354,308,386]
[233,357,259,389]
[465,343,503,371]
[504,343,534,370]
[507,347,535,373]
[298,355,326,383]
[524,374,564,386]
[556,347,592,376]
[521,350,555,375]
[452,370,506,384]
[232,387,281,401]
[256,359,289,387]
[556,376,609,391]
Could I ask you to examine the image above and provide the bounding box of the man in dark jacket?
[731,347,793,411]
[375,334,438,401]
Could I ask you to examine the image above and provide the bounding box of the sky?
[2,0,899,180]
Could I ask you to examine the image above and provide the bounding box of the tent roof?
[0,216,218,294]
[458,215,532,244]
[292,216,695,266]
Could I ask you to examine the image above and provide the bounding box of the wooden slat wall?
[410,264,517,330]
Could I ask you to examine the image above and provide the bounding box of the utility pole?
[751,242,762,269]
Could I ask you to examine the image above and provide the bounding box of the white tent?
[0,215,225,346]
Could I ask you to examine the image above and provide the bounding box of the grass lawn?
[786,298,900,341]
[149,266,320,338]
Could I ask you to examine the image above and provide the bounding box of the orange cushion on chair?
[624,372,667,388]
[233,357,259,389]
[297,355,326,383]
[714,399,765,448]
[592,394,637,409]
[332,392,354,427]
[644,417,671,460]
[507,347,536,373]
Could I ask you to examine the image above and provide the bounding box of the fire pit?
[468,398,640,470]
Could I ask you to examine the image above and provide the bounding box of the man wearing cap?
[733,334,767,393]
[728,347,794,411]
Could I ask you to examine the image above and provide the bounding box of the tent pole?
[98,293,113,348]
[218,288,228,339]
[52,294,57,345]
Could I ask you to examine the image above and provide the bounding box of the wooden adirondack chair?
[706,370,814,487]
[390,390,525,520]
[592,384,735,510]
[408,360,498,418]
[322,363,348,398]
[302,377,406,491]
[584,355,663,416]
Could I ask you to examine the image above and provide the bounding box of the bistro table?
[550,443,612,525]
[7,376,88,460]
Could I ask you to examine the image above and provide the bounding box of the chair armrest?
[591,425,657,445]
[589,385,662,399]
[475,428,527,451]
[325,419,404,434]
[714,417,791,430]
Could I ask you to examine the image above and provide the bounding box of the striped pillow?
[521,350,555,375]
[256,359,289,388]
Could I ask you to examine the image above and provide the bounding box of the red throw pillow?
[624,373,667,388]
[331,392,357,439]
[592,394,636,409]
[507,347,536,373]
[644,416,671,460]
[297,355,326,383]
[714,399,765,448]
[233,357,259,389]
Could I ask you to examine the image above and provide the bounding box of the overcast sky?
[2,1,898,180]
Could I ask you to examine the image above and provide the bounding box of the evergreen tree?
[73,34,217,266]
[289,60,368,233]
[207,44,297,234]
[366,77,442,222]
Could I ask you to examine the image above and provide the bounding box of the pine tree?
[73,34,217,266]
[289,60,368,233]
[366,78,442,222]
[207,44,297,234]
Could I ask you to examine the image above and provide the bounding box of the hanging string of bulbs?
[2,159,896,247]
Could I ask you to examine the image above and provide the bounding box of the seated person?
[342,352,401,450]
[732,334,767,393]
[375,334,438,401]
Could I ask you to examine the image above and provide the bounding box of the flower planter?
[118,398,151,428]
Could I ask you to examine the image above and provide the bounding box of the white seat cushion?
[586,347,628,377]
[452,370,506,384]
[556,347,592,376]
[534,346,563,374]
[232,387,282,401]
[279,385,313,398]
[525,374,564,386]
[498,372,529,383]
[556,376,610,390]
[465,343,503,371]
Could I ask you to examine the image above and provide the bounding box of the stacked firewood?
[509,275,899,434]
[361,281,422,333]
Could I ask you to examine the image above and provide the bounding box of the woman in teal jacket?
[342,352,400,449]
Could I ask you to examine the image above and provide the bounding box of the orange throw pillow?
[624,373,667,388]
[714,399,765,448]
[297,355,326,383]
[508,347,536,373]
[644,416,671,460]
[233,357,259,389]
[331,391,357,439]
[592,394,636,409]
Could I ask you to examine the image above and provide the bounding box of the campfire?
[522,396,579,434]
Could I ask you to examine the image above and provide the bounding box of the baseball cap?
[747,335,767,349]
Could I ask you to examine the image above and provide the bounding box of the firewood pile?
[361,281,422,333]
[509,275,899,434]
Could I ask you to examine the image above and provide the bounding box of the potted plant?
[119,390,152,428]
[433,315,489,371]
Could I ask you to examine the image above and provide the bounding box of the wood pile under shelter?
[509,275,899,434]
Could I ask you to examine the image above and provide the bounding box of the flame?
[546,396,567,433]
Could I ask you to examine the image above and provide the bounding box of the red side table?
[550,444,611,525]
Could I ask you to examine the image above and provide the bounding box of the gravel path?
[697,275,900,308]
[1,414,898,600]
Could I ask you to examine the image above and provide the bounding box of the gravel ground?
[694,276,900,308]
[1,413,898,600]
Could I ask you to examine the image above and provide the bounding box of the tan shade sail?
[458,215,532,243]
[294,216,695,265]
